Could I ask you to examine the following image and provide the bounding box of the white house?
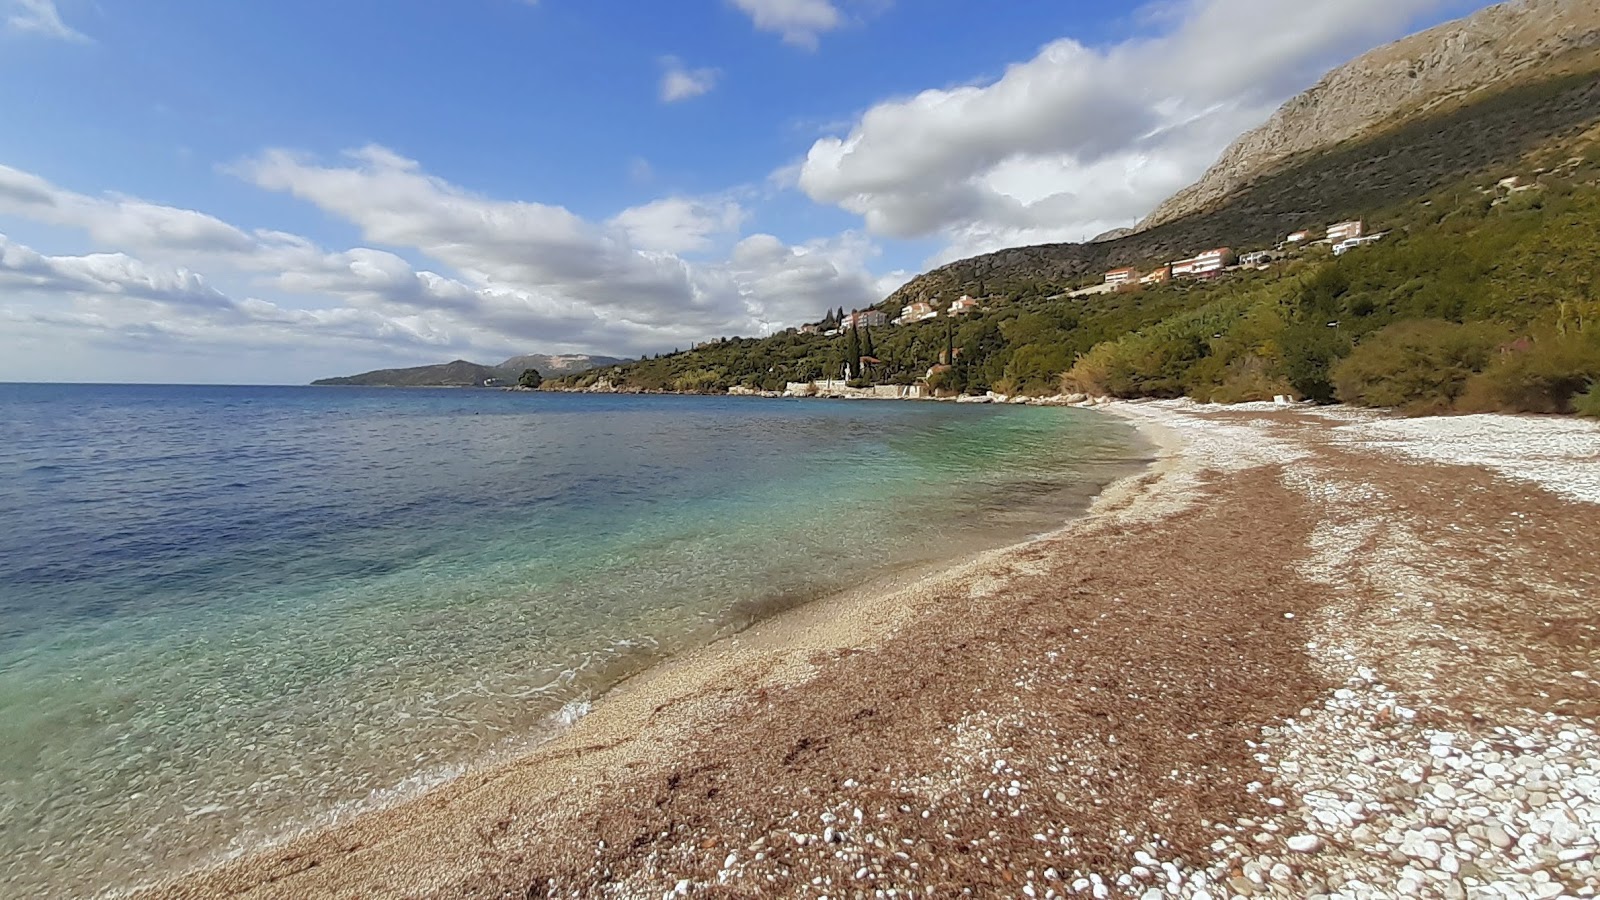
[1171,248,1234,278]
[1327,220,1364,243]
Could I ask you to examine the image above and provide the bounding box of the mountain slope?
[1141,0,1600,229]
[500,353,628,374]
[312,360,506,387]
[312,353,629,386]
[885,33,1600,310]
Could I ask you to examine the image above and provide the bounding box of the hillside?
[499,353,628,374]
[557,128,1600,414]
[1142,0,1600,229]
[883,0,1600,311]
[886,63,1600,311]
[312,352,628,387]
[312,360,507,387]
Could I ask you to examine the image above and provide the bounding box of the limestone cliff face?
[1139,0,1600,230]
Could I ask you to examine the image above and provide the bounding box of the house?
[1104,267,1138,287]
[898,301,938,324]
[842,309,889,329]
[1285,230,1311,244]
[1240,250,1274,267]
[1140,266,1172,286]
[1332,233,1385,256]
[1327,220,1364,243]
[949,295,980,315]
[1171,248,1234,278]
[799,323,820,335]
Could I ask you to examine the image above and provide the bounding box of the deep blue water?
[0,383,1146,895]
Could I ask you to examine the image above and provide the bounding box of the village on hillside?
[794,217,1384,346]
[766,218,1386,401]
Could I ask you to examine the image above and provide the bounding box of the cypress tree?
[863,325,876,360]
[944,317,955,367]
[847,324,862,378]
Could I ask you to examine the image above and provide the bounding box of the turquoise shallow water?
[0,384,1147,895]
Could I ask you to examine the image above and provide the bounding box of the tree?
[944,316,956,367]
[863,325,876,360]
[518,368,544,389]
[847,324,862,378]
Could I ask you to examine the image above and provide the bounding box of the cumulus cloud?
[796,0,1460,260]
[5,0,88,42]
[729,0,842,49]
[609,197,746,254]
[659,57,720,102]
[0,153,884,376]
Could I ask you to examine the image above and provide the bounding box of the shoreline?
[137,402,1600,899]
[131,406,1171,896]
[126,405,1162,900]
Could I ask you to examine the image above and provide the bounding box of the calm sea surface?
[0,384,1147,895]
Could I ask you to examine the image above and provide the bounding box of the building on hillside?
[842,309,889,329]
[1170,248,1235,278]
[1327,220,1364,243]
[1240,250,1275,267]
[1140,266,1172,286]
[799,323,820,334]
[949,295,980,315]
[1103,267,1138,287]
[896,301,938,324]
[1333,233,1385,256]
[1285,230,1311,245]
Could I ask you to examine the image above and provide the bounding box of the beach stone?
[1287,834,1321,853]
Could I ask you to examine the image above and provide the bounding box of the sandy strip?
[137,402,1600,900]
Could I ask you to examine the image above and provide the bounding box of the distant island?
[312,353,628,387]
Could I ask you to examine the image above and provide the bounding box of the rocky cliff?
[1140,0,1600,229]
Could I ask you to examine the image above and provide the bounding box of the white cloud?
[5,0,88,42]
[659,56,720,103]
[0,153,885,376]
[609,197,746,254]
[796,0,1459,260]
[729,0,842,49]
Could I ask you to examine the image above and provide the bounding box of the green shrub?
[1574,382,1600,418]
[1331,320,1505,413]
[1203,355,1296,404]
[1460,330,1600,413]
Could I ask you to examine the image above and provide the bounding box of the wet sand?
[137,402,1600,900]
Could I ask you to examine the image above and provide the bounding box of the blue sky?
[1,0,1485,383]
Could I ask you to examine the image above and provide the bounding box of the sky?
[0,0,1490,384]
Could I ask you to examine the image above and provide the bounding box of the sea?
[0,383,1149,896]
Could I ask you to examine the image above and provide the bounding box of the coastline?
[136,401,1600,900]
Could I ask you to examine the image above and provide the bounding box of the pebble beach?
[141,401,1600,900]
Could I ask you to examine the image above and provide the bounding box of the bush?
[1574,382,1600,418]
[1202,355,1296,404]
[1060,343,1121,397]
[1460,330,1600,413]
[1331,320,1505,413]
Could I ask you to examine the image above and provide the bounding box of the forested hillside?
[554,131,1600,416]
